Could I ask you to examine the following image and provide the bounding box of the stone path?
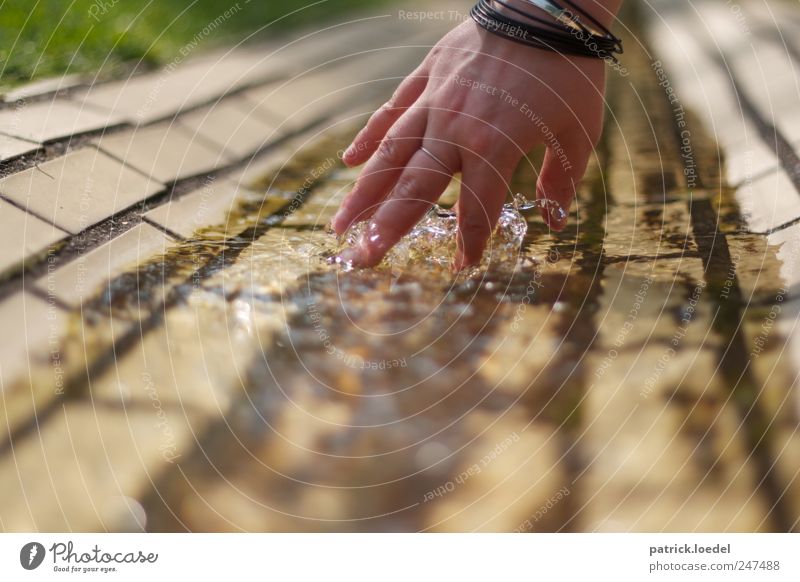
[0,0,798,532]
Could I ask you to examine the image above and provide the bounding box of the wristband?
[471,0,623,61]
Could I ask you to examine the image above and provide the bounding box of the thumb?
[535,138,593,231]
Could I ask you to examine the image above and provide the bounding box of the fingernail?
[353,222,387,267]
[331,209,343,232]
[541,207,566,232]
[333,206,354,234]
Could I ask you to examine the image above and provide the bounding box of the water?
[329,193,564,274]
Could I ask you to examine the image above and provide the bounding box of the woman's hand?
[332,18,607,270]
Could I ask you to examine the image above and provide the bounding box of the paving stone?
[0,293,68,447]
[727,232,791,304]
[603,201,697,258]
[178,97,283,160]
[94,122,234,183]
[88,303,264,415]
[0,147,163,234]
[0,403,202,531]
[145,179,285,238]
[690,3,800,140]
[476,303,564,397]
[580,346,771,532]
[281,179,348,227]
[606,158,681,201]
[256,0,460,76]
[240,46,429,132]
[597,269,715,352]
[0,133,40,162]
[74,49,280,125]
[201,229,334,296]
[735,167,800,233]
[425,418,565,532]
[2,73,87,103]
[743,303,800,520]
[723,137,781,187]
[0,198,67,275]
[0,99,122,143]
[772,425,800,526]
[768,222,800,294]
[232,138,305,190]
[34,223,174,308]
[776,110,800,145]
[647,9,763,150]
[720,33,798,120]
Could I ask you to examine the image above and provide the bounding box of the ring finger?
[343,140,459,267]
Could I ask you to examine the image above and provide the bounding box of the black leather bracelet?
[471,0,623,61]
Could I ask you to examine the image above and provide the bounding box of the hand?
[332,19,607,270]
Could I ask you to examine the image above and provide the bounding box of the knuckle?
[434,105,461,124]
[463,132,502,159]
[375,137,401,166]
[367,103,393,127]
[392,176,419,201]
[380,98,396,115]
[427,45,442,62]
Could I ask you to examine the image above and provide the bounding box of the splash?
[511,192,568,223]
[331,193,563,274]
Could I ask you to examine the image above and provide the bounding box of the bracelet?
[470,0,623,62]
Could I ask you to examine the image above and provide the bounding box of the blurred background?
[0,0,391,88]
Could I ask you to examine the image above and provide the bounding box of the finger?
[535,135,594,231]
[342,66,429,167]
[332,107,428,235]
[345,144,458,267]
[454,159,516,271]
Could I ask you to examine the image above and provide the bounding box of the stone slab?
[0,99,122,143]
[0,197,67,276]
[2,73,87,103]
[0,293,68,446]
[723,137,781,187]
[736,168,800,233]
[75,49,283,125]
[240,46,429,132]
[0,403,201,531]
[178,97,283,160]
[0,147,164,234]
[34,223,174,308]
[94,122,233,183]
[768,221,800,294]
[145,179,284,238]
[0,133,40,162]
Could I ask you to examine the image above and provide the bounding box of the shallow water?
[6,34,799,534]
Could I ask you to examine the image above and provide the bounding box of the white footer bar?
[1,533,798,580]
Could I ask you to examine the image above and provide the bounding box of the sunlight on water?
[329,193,562,275]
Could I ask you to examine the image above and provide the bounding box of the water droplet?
[513,193,567,223]
[335,201,528,275]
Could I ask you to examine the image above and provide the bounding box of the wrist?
[497,0,621,29]
[471,0,623,61]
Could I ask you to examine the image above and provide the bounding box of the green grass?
[0,0,389,89]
